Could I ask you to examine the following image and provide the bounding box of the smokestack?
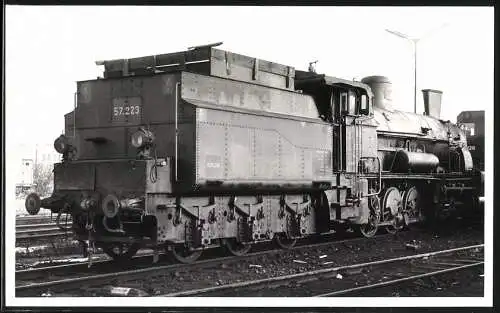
[422,89,443,119]
[361,76,393,110]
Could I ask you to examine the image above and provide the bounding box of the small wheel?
[358,195,380,238]
[224,238,252,256]
[385,225,398,234]
[102,242,140,262]
[169,244,202,264]
[385,213,405,234]
[359,223,378,238]
[274,232,297,249]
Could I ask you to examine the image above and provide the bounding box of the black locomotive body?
[25,46,483,262]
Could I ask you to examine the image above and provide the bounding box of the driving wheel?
[382,187,403,234]
[403,186,421,224]
[358,195,380,238]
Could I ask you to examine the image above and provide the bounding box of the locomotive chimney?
[422,89,443,119]
[361,76,393,110]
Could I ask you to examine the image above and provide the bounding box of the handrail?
[362,156,382,197]
[73,92,77,138]
[175,82,180,181]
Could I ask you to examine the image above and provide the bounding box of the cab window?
[468,125,475,136]
[341,92,348,114]
[348,92,356,115]
[360,94,369,115]
[330,92,337,119]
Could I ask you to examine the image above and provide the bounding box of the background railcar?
[457,110,485,171]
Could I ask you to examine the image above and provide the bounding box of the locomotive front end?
[24,69,183,259]
[25,138,172,247]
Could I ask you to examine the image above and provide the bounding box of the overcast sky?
[5,5,494,177]
[6,6,493,143]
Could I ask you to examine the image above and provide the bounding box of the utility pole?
[385,23,448,114]
[35,144,38,169]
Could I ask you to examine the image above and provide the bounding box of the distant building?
[13,143,60,198]
[35,143,62,165]
[15,158,34,198]
[19,158,34,185]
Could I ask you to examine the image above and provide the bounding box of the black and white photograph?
[3,5,493,309]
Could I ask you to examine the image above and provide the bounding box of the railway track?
[16,215,59,225]
[16,223,70,240]
[16,215,73,241]
[15,232,387,296]
[15,224,484,297]
[161,244,483,297]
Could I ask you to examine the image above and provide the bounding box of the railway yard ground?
[14,213,484,298]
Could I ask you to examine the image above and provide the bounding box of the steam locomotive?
[25,44,483,263]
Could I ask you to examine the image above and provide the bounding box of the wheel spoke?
[103,242,140,262]
[170,244,202,264]
[359,195,380,238]
[403,186,421,222]
[382,187,403,234]
[274,233,297,249]
[225,239,252,256]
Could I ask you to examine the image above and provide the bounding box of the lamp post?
[385,23,448,114]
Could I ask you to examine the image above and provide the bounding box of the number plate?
[112,97,142,123]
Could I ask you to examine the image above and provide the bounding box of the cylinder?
[361,76,393,110]
[391,150,440,173]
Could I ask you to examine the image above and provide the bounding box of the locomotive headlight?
[131,129,154,149]
[54,135,70,154]
[131,132,144,148]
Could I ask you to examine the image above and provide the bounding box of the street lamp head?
[385,29,413,41]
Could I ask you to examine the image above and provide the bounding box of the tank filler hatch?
[94,44,296,91]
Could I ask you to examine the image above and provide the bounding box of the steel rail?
[16,232,71,240]
[17,228,63,234]
[315,261,483,297]
[16,214,72,223]
[16,222,73,241]
[15,233,389,294]
[16,223,60,230]
[160,244,484,297]
[16,216,57,225]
